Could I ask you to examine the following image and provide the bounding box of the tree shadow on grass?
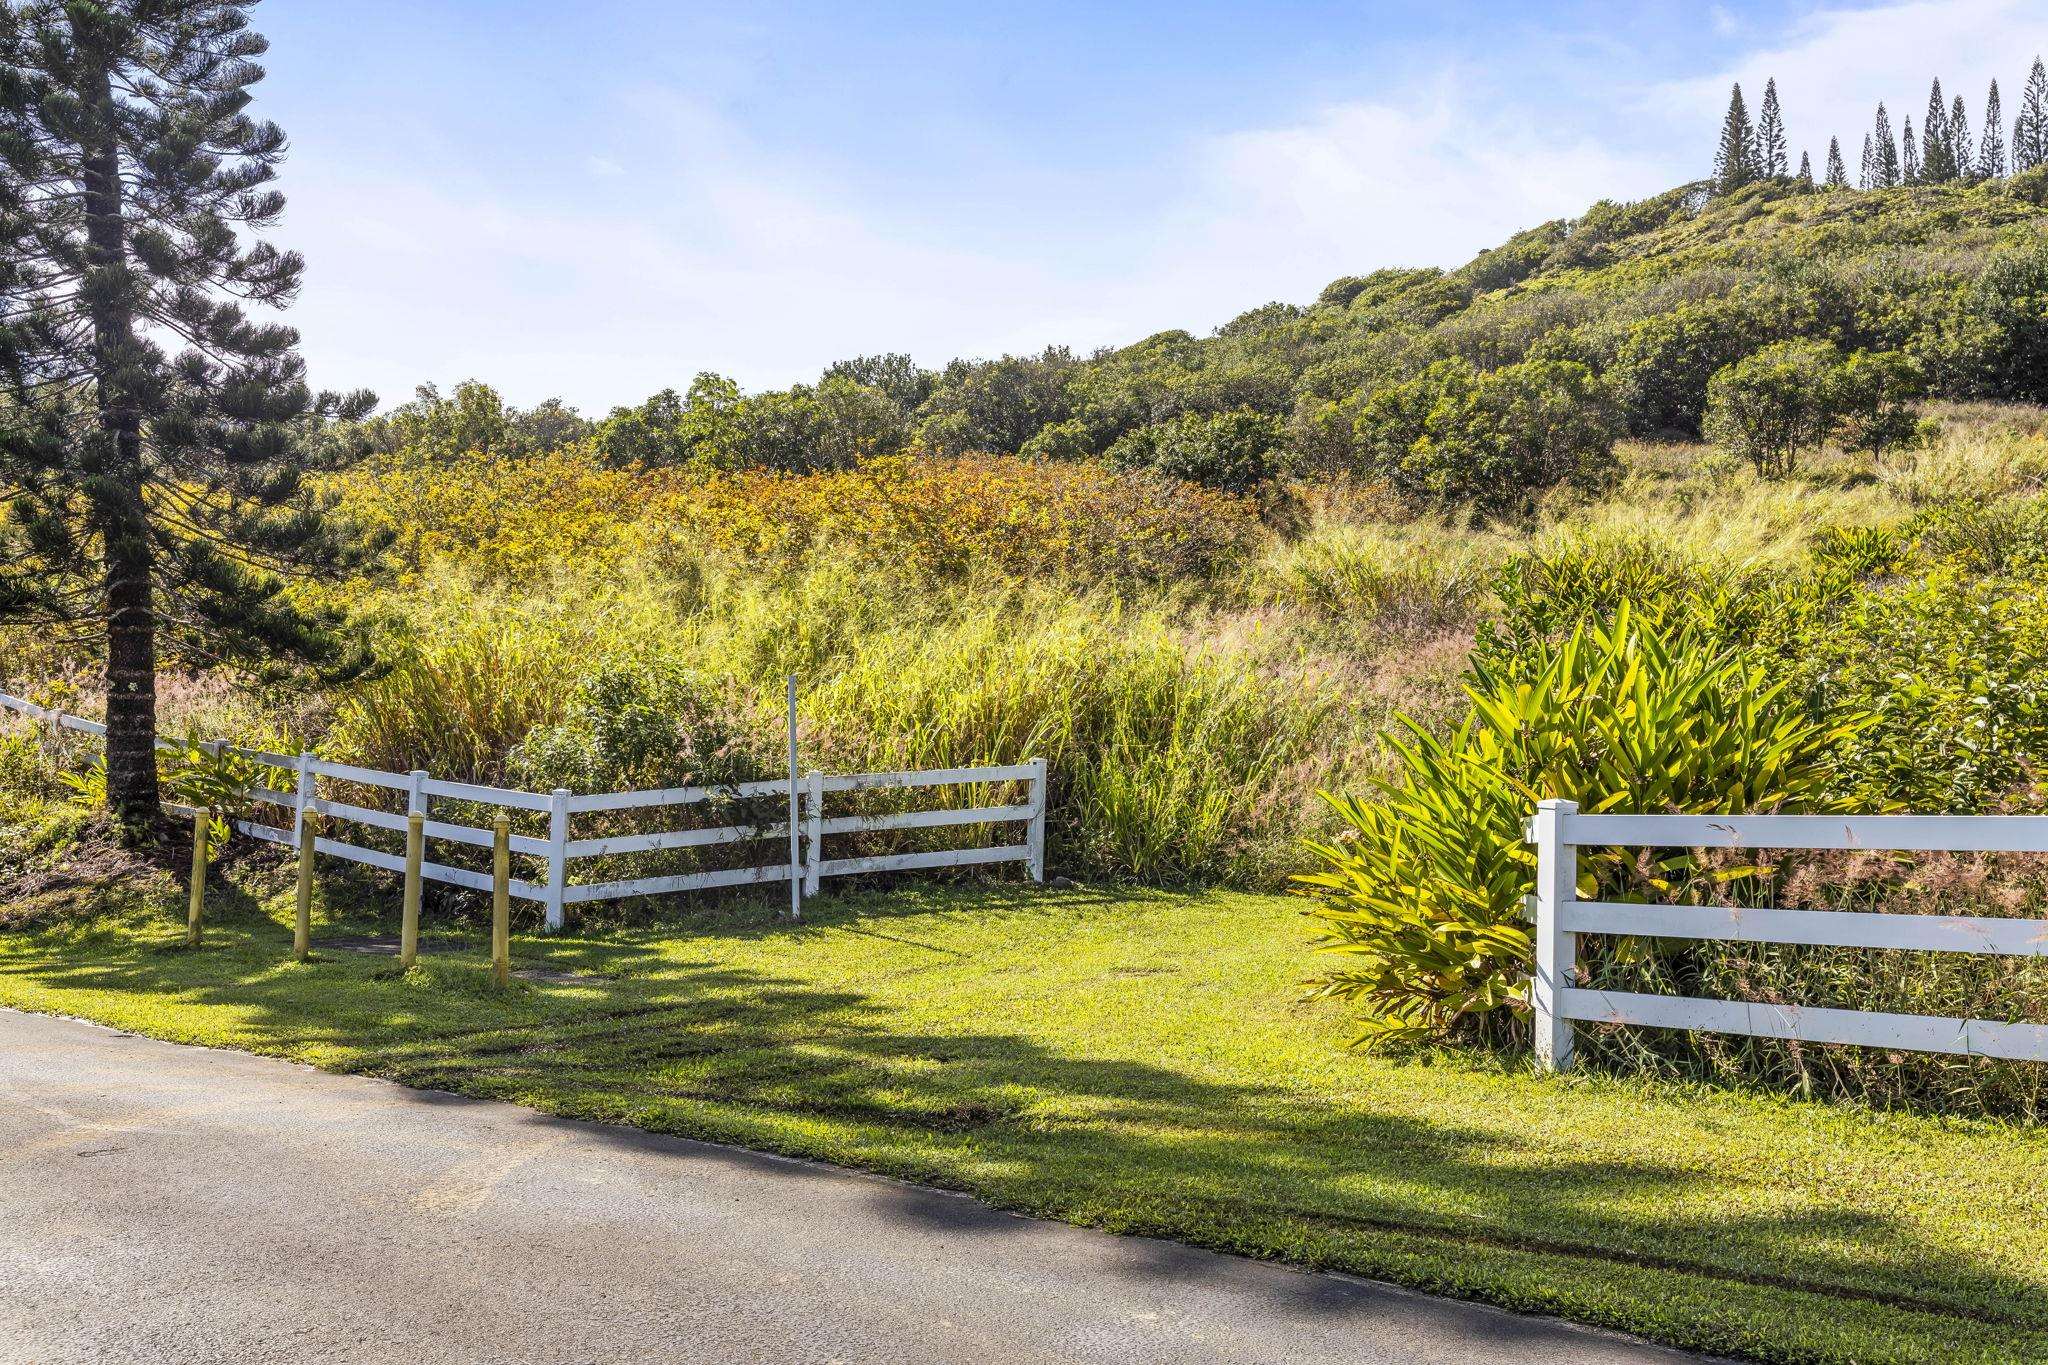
[5,880,2046,1350]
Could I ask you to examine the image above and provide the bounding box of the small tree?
[1902,117,1921,183]
[1704,341,1843,479]
[1826,136,1850,188]
[1834,351,1927,457]
[1352,358,1620,513]
[1797,150,1814,186]
[1950,94,1974,178]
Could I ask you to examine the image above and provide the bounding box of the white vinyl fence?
[1528,799,2048,1071]
[1,690,1046,930]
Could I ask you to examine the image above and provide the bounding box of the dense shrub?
[1611,294,1786,437]
[1350,358,1621,513]
[1968,242,2048,402]
[329,446,680,584]
[1801,572,2048,812]
[511,657,768,793]
[1105,408,1287,493]
[665,454,1263,587]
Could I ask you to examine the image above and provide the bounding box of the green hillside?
[359,171,2048,523]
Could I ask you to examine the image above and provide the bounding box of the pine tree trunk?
[80,52,161,841]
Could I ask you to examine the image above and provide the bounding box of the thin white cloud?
[281,0,2046,412]
[1652,0,2048,169]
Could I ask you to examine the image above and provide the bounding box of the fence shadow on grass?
[4,878,2046,1352]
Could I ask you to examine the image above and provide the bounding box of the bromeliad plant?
[1298,603,1870,1050]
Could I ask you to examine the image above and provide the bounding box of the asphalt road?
[0,1008,1698,1364]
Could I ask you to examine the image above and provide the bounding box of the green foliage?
[1301,606,1863,1049]
[330,619,579,783]
[1350,358,1621,512]
[1704,339,1845,478]
[511,658,768,793]
[1833,349,1929,455]
[362,381,591,461]
[913,347,1080,457]
[59,732,256,854]
[1612,291,1794,437]
[1105,408,1287,492]
[594,371,909,473]
[1968,242,2048,401]
[1803,572,2048,811]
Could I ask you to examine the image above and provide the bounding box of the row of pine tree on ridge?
[1714,59,2048,192]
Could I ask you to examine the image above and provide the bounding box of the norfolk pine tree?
[1949,94,1973,178]
[2020,58,2048,172]
[1980,79,2007,178]
[1902,117,1920,183]
[1712,83,1759,191]
[1874,103,1900,186]
[1825,136,1848,188]
[1921,79,1955,180]
[1757,78,1787,177]
[1860,132,1874,188]
[0,1,381,840]
[1796,149,1812,185]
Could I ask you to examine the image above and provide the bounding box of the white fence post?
[406,769,428,821]
[544,788,571,933]
[1025,756,1048,884]
[804,770,823,898]
[1531,798,1579,1073]
[293,752,314,848]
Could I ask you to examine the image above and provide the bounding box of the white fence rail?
[1527,799,2048,1071]
[1,691,1046,930]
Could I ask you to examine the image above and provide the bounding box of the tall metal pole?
[787,674,802,922]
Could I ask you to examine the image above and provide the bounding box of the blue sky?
[251,0,2048,412]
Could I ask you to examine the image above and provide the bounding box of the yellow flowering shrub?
[327,445,687,585]
[659,455,1263,585]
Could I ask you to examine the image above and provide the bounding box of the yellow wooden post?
[186,808,209,947]
[492,812,511,988]
[401,811,424,970]
[294,812,318,962]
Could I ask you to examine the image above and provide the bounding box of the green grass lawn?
[3,861,2045,1363]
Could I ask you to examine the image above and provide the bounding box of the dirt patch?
[0,821,182,930]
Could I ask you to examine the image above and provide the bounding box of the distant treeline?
[1713,60,2048,191]
[348,171,2048,515]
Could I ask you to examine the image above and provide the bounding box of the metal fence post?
[804,770,823,898]
[1531,798,1579,1073]
[1025,756,1048,884]
[544,788,571,933]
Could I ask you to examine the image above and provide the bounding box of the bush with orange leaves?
[658,454,1263,586]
